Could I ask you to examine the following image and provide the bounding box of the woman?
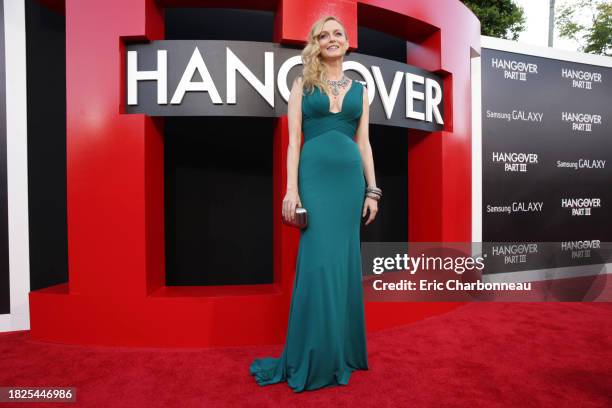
[250,15,381,392]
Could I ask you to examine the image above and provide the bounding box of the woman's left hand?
[362,197,378,226]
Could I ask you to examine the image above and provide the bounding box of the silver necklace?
[327,75,350,96]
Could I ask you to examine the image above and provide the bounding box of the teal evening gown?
[249,79,369,392]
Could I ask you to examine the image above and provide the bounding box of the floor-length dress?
[249,79,369,392]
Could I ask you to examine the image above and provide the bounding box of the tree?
[556,0,612,56]
[460,0,526,40]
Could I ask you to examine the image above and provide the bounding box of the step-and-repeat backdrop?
[481,45,612,273]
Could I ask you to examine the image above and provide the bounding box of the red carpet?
[0,303,610,407]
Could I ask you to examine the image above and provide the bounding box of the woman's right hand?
[283,188,302,223]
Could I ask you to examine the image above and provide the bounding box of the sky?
[512,0,594,53]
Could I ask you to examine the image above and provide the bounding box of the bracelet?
[365,187,382,199]
[366,186,382,196]
[365,186,382,202]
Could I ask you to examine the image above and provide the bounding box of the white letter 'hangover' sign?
[126,40,444,131]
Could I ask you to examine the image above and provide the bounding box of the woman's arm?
[355,84,379,225]
[355,84,377,189]
[283,75,304,222]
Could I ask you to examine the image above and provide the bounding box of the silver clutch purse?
[282,207,308,229]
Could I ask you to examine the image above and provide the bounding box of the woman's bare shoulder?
[292,74,304,91]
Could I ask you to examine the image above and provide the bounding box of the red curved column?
[29,0,480,346]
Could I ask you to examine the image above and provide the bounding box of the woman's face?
[317,20,348,61]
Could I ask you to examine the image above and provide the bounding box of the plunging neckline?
[322,79,355,115]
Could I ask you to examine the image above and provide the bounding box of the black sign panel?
[125,40,445,131]
[481,47,612,271]
[0,0,8,314]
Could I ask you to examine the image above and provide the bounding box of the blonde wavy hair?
[300,15,350,96]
